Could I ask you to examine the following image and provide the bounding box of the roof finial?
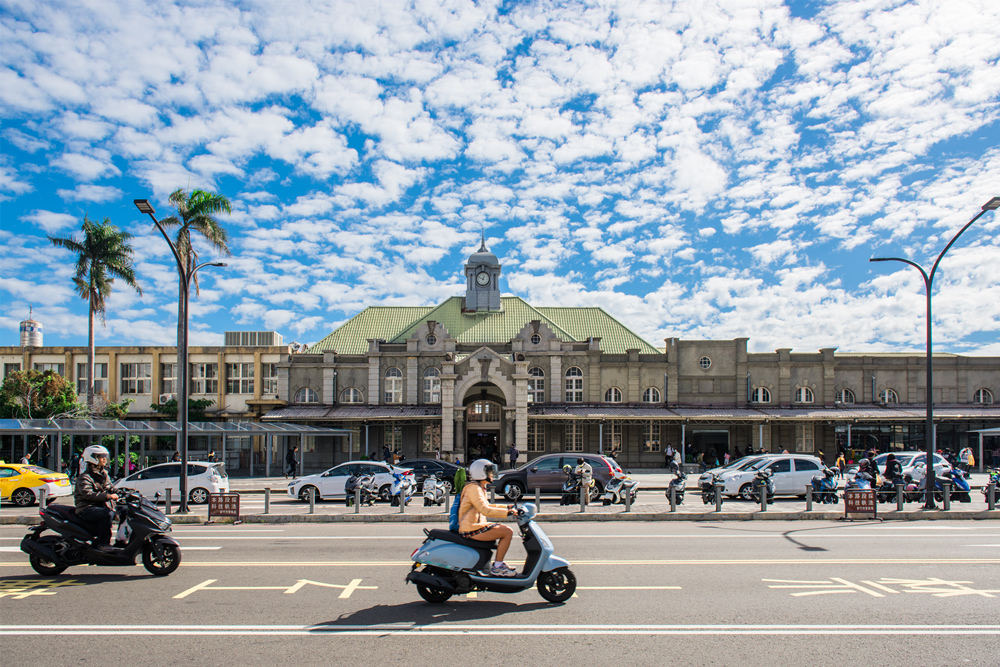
[479,227,487,252]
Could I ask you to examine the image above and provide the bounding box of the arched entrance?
[462,384,506,464]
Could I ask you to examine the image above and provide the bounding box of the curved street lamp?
[134,198,227,513]
[870,197,1000,509]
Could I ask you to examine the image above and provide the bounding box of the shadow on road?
[315,599,554,629]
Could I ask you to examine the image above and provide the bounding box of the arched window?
[384,367,402,404]
[974,388,993,405]
[604,387,623,403]
[423,367,440,404]
[294,387,318,403]
[565,367,583,403]
[340,387,363,404]
[751,386,771,404]
[528,367,545,403]
[837,388,856,404]
[643,387,661,403]
[795,387,814,404]
[880,388,899,404]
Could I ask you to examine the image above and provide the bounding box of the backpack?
[448,487,461,532]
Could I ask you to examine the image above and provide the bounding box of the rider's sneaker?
[490,561,518,577]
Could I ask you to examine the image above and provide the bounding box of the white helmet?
[468,459,496,481]
[82,444,110,466]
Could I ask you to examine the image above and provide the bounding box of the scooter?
[406,502,576,603]
[20,489,180,576]
[810,468,839,504]
[423,473,448,506]
[666,470,687,505]
[847,471,874,491]
[750,469,774,504]
[940,468,972,502]
[560,468,581,505]
[700,472,722,505]
[602,473,639,505]
[345,473,377,507]
[390,470,415,506]
[983,468,1000,502]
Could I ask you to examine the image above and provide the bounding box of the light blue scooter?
[405,503,576,603]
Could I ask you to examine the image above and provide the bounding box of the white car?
[847,451,951,483]
[698,455,768,487]
[720,454,825,499]
[287,461,413,502]
[115,461,229,505]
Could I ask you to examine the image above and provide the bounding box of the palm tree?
[49,217,142,411]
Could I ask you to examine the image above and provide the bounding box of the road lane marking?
[1,624,998,636]
[173,578,377,599]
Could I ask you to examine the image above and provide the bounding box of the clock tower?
[464,236,501,312]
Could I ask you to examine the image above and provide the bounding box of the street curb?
[2,510,998,525]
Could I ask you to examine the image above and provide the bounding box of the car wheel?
[589,481,603,502]
[189,487,209,504]
[738,484,754,501]
[298,485,319,502]
[378,485,392,502]
[12,487,35,507]
[501,481,524,501]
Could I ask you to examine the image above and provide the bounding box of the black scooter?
[20,489,181,576]
[667,471,687,504]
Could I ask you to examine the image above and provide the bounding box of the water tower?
[19,308,42,347]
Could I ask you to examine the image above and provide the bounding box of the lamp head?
[983,197,1000,211]
[133,199,155,214]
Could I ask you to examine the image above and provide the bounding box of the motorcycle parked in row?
[875,477,901,504]
[345,472,377,507]
[390,470,415,506]
[559,466,593,505]
[700,472,723,505]
[750,469,774,504]
[847,471,874,491]
[666,470,686,505]
[20,489,180,576]
[422,473,448,506]
[406,502,576,604]
[940,468,972,503]
[810,468,839,504]
[984,468,1000,502]
[602,473,639,505]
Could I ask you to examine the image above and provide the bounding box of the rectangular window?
[564,422,583,452]
[643,422,661,452]
[33,362,65,375]
[565,377,583,402]
[421,424,441,453]
[225,362,254,394]
[189,363,218,394]
[160,362,177,395]
[601,421,622,453]
[119,362,151,394]
[340,426,361,454]
[76,362,108,395]
[385,424,402,451]
[261,363,278,396]
[2,363,21,380]
[794,423,814,453]
[526,422,544,452]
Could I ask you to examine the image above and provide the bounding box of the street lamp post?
[134,199,226,513]
[870,197,1000,509]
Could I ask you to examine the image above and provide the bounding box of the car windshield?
[895,454,915,466]
[748,458,774,471]
[734,457,763,470]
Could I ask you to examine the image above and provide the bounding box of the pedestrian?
[723,451,730,466]
[207,450,217,463]
[382,445,391,463]
[664,444,674,470]
[835,451,846,479]
[574,457,593,505]
[171,451,181,462]
[957,445,973,473]
[20,453,30,464]
[507,443,519,469]
[434,448,441,460]
[285,446,298,478]
[673,448,682,472]
[696,451,705,473]
[69,452,80,481]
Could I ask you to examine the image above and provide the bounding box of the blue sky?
[1,0,999,354]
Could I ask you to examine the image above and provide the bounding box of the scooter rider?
[459,459,517,577]
[74,445,119,547]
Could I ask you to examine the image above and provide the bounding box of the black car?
[402,458,462,492]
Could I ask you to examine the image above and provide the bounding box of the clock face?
[476,271,490,286]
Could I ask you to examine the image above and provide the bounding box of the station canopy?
[0,418,351,438]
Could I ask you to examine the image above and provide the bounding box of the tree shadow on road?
[313,598,554,629]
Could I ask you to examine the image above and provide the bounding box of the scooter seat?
[45,504,88,525]
[426,528,496,551]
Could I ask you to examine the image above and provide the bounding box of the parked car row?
[286,458,462,502]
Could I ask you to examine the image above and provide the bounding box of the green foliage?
[150,397,214,420]
[159,188,232,293]
[101,397,134,420]
[0,370,81,419]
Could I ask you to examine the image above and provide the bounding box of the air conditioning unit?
[159,393,176,405]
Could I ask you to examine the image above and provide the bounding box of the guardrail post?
[355,487,361,514]
[264,487,270,515]
[443,489,449,515]
[399,490,405,513]
[941,480,951,511]
[805,485,812,512]
[490,486,496,503]
[759,482,767,512]
[714,483,723,512]
[895,483,904,511]
[988,482,997,510]
[668,486,677,512]
[309,487,315,514]
[579,485,586,512]
[165,488,172,515]
[624,487,632,512]
[38,487,47,510]
[535,488,540,507]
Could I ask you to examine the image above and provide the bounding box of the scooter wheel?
[29,554,67,576]
[537,567,576,603]
[417,584,452,603]
[142,542,181,576]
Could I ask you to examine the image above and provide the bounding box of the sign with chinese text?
[844,488,876,518]
[208,492,240,519]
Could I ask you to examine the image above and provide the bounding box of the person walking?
[673,448,682,473]
[285,445,298,478]
[664,444,674,470]
[171,451,181,462]
[835,451,846,479]
[957,445,973,473]
[507,443,519,469]
[723,451,731,466]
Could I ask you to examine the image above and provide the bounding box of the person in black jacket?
[883,453,902,482]
[75,444,118,546]
[285,446,298,478]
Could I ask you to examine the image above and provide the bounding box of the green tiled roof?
[311,296,660,355]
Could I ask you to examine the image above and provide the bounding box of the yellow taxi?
[0,462,73,507]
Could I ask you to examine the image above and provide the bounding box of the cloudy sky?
[2,0,999,355]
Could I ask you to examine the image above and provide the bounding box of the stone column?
[406,356,418,404]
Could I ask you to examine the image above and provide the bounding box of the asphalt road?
[1,520,998,665]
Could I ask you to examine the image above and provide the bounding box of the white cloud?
[22,210,78,233]
[55,184,123,202]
